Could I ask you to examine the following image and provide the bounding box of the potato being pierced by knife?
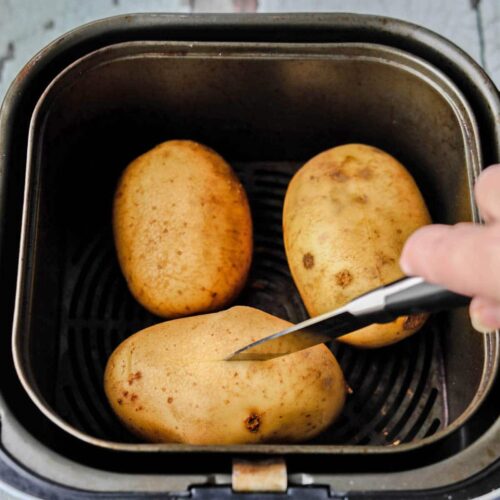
[104,306,346,444]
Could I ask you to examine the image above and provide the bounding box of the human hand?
[400,164,500,333]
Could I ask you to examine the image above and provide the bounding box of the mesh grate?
[53,161,447,445]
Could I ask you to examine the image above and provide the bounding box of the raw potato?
[283,144,431,348]
[113,140,252,318]
[104,306,346,444]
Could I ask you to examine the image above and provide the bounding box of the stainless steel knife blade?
[225,306,373,361]
[225,276,468,361]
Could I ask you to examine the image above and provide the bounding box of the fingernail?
[470,311,496,334]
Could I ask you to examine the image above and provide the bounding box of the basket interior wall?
[24,52,484,448]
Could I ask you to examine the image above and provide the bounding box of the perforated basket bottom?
[53,161,446,446]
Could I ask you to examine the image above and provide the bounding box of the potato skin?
[113,140,252,318]
[283,144,431,348]
[104,306,346,444]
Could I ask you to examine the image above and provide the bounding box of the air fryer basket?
[12,40,497,455]
[1,14,500,497]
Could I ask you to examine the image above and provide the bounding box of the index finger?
[400,223,500,302]
[475,164,500,223]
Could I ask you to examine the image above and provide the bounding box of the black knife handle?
[384,278,471,318]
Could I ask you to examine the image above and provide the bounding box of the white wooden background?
[0,0,499,104]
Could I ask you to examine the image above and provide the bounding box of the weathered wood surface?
[0,0,498,108]
[480,0,500,87]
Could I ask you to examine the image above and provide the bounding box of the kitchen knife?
[226,276,470,361]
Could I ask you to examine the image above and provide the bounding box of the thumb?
[469,296,500,333]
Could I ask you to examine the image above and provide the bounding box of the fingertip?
[399,256,413,276]
[475,165,500,195]
[400,225,450,278]
[475,165,500,221]
[399,245,415,276]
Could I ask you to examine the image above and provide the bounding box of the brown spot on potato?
[122,391,128,397]
[329,195,344,214]
[303,253,315,269]
[167,397,174,404]
[322,377,333,390]
[404,313,426,330]
[130,394,138,401]
[335,270,353,288]
[376,252,395,266]
[341,155,357,166]
[245,413,261,433]
[353,194,368,204]
[117,399,123,405]
[357,167,373,179]
[128,371,142,385]
[330,169,349,182]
